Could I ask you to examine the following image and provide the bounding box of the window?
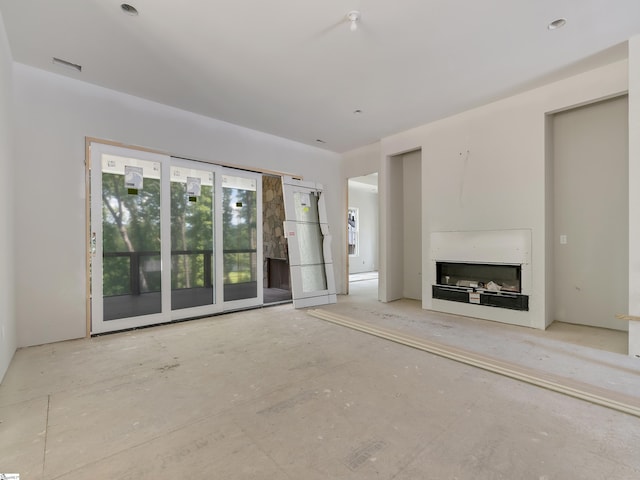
[348,208,359,256]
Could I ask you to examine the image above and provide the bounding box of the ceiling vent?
[548,18,567,30]
[121,3,139,16]
[52,57,82,72]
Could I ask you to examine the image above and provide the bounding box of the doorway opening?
[383,150,422,302]
[549,95,628,331]
[88,140,338,335]
[347,173,379,296]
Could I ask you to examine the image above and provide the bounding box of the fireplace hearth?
[432,261,528,311]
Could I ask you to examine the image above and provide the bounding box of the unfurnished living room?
[1,1,640,479]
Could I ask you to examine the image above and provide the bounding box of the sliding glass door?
[90,144,262,334]
[169,161,219,320]
[221,171,263,310]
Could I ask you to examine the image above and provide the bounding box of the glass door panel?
[222,172,262,307]
[282,177,336,308]
[170,166,215,312]
[90,144,171,334]
[293,192,328,293]
[102,155,162,320]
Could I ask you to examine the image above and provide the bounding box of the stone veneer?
[263,175,288,283]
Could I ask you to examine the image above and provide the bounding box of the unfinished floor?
[1,279,639,479]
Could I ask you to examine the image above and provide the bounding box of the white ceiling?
[1,1,639,153]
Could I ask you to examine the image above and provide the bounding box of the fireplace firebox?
[432,261,528,311]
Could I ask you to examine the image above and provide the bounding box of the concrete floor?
[1,279,639,479]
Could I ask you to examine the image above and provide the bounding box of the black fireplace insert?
[432,261,528,311]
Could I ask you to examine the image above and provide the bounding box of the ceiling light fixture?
[121,3,139,16]
[347,11,360,32]
[52,57,82,72]
[548,18,567,30]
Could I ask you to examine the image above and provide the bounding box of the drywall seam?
[308,309,640,418]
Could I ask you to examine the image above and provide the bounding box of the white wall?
[544,116,554,328]
[629,35,640,355]
[0,11,15,382]
[348,186,378,274]
[377,59,628,329]
[402,151,421,300]
[384,154,405,301]
[343,143,381,179]
[13,63,343,347]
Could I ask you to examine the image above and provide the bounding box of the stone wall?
[263,175,288,283]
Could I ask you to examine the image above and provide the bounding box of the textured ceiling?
[1,0,639,152]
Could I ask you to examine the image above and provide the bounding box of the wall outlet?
[560,235,567,245]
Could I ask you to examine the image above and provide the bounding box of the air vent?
[52,57,82,72]
[121,3,139,15]
[548,18,567,30]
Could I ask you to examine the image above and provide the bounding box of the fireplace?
[432,261,528,311]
